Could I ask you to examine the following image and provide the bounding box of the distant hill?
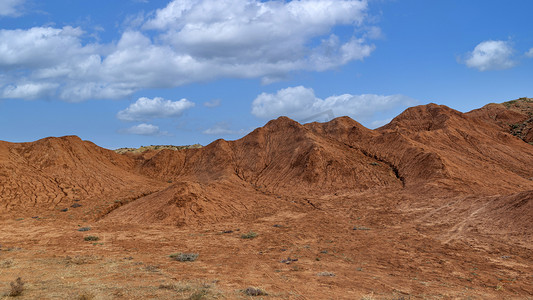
[114,144,202,154]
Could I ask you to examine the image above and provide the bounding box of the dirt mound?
[104,179,301,226]
[0,136,162,212]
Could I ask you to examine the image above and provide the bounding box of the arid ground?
[1,99,532,299]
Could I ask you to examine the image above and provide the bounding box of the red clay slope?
[0,136,163,213]
[1,100,532,224]
[107,117,403,225]
[310,103,533,195]
[467,97,533,143]
[103,102,533,226]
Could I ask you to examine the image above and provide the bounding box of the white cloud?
[251,86,416,123]
[526,48,533,58]
[0,0,375,101]
[1,82,58,99]
[464,40,516,71]
[117,97,195,122]
[202,122,247,135]
[0,0,25,17]
[119,123,166,136]
[203,99,221,108]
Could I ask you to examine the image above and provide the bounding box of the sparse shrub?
[353,226,371,230]
[241,231,258,239]
[360,294,376,300]
[77,292,95,300]
[77,227,91,232]
[317,271,336,277]
[188,288,209,300]
[144,265,160,272]
[8,277,24,297]
[158,284,175,290]
[170,253,199,262]
[1,259,13,268]
[84,236,99,241]
[159,282,219,299]
[370,162,380,166]
[243,287,267,296]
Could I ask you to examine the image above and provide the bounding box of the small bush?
[241,231,258,239]
[8,277,24,297]
[78,227,91,232]
[1,259,13,268]
[243,287,267,296]
[317,271,336,277]
[170,253,199,262]
[188,288,209,300]
[144,265,160,272]
[84,236,99,241]
[77,292,95,300]
[361,293,376,300]
[353,226,371,231]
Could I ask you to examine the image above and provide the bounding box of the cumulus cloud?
[464,40,516,71]
[251,86,416,123]
[0,0,375,101]
[117,97,195,122]
[526,48,533,58]
[1,82,59,100]
[118,123,166,136]
[202,122,247,135]
[0,0,25,17]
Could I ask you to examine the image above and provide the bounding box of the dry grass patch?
[7,277,24,297]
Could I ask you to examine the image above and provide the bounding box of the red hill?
[1,99,532,298]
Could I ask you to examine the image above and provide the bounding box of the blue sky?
[1,0,532,149]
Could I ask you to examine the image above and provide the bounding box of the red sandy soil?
[0,99,532,299]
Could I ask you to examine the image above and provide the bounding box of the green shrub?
[241,231,258,239]
[84,236,99,241]
[243,287,267,296]
[170,253,199,262]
